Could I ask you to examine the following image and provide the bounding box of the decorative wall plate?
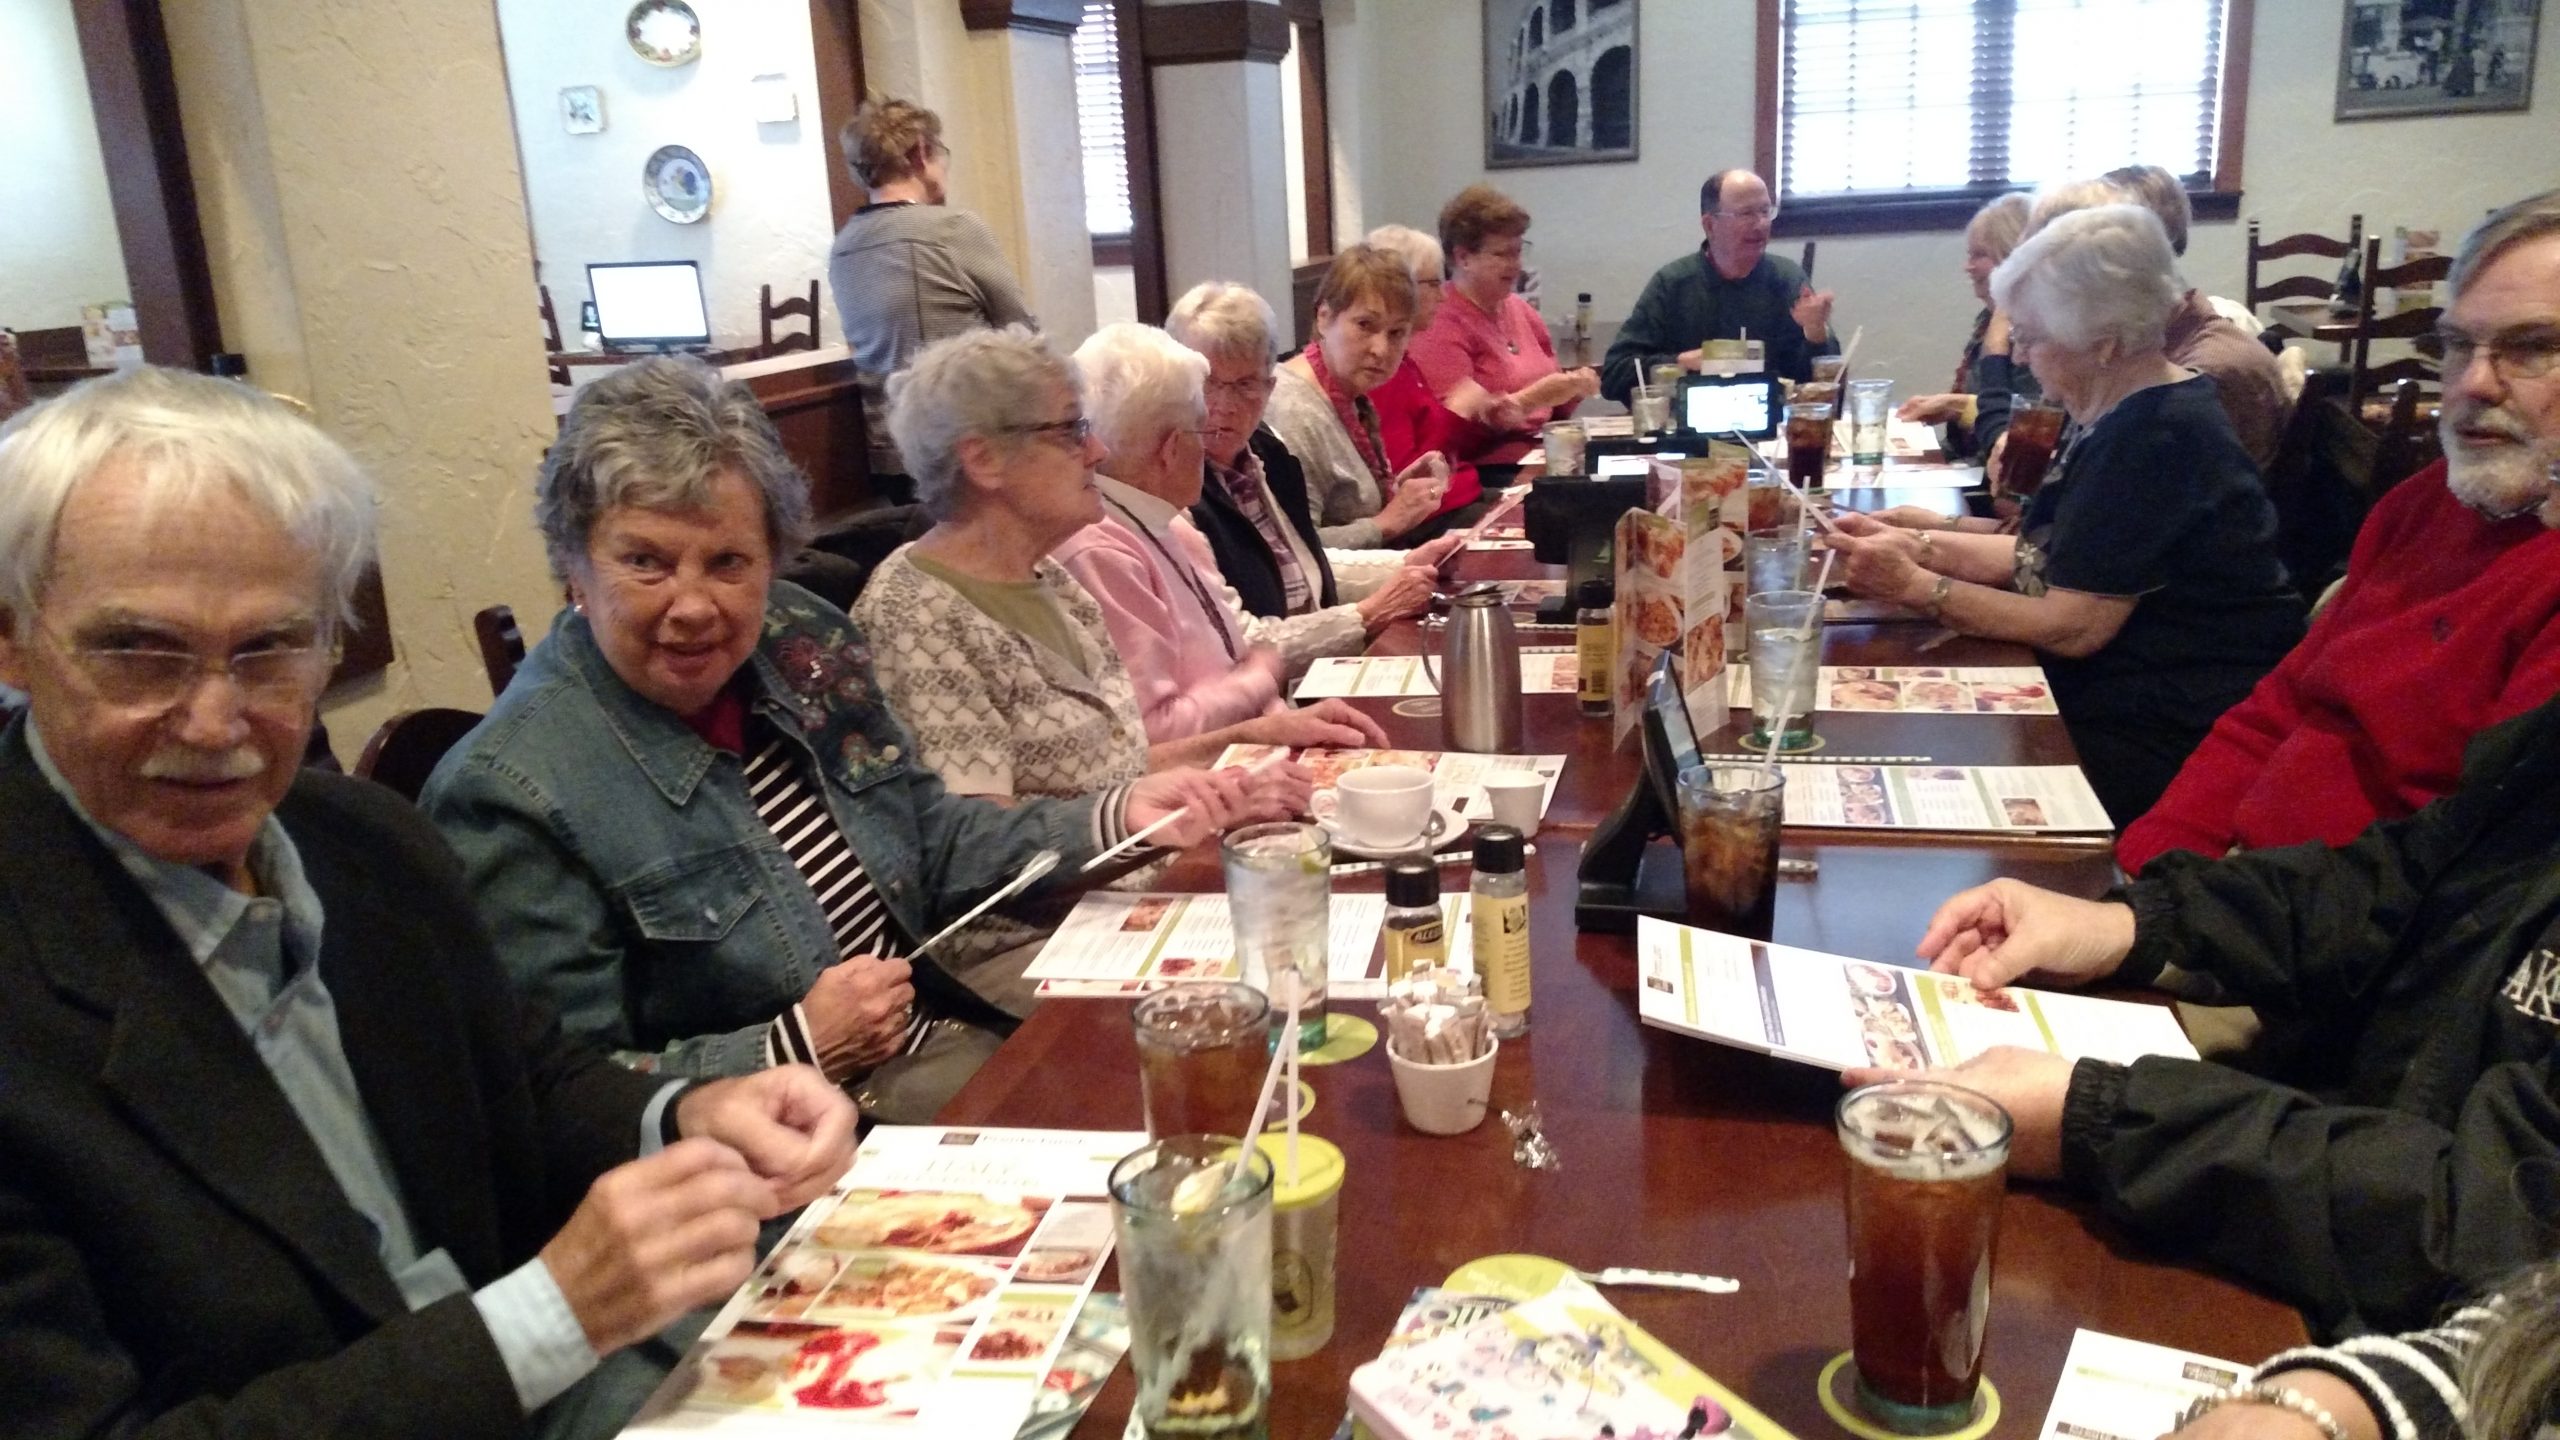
[643,144,713,224]
[626,0,701,66]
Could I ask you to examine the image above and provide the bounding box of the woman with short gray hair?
[424,355,1261,1123]
[853,328,1309,831]
[1823,205,2304,822]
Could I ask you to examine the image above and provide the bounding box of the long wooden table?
[938,518,2309,1439]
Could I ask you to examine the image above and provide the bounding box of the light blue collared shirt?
[29,721,610,1414]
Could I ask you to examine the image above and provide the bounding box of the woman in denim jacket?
[422,359,1269,1121]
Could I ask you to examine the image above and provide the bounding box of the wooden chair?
[759,281,822,358]
[2344,235,2453,417]
[473,604,526,697]
[538,286,572,387]
[2368,377,2443,501]
[2245,214,2363,335]
[354,707,484,803]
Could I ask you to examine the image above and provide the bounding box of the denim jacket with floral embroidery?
[421,583,1111,1079]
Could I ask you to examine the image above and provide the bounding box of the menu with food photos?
[1634,917,2199,1073]
[2036,1329,2246,1440]
[1776,762,2111,832]
[1022,888,1481,1000]
[1727,665,2059,715]
[1290,648,1579,699]
[623,1126,1140,1438]
[1613,447,1749,743]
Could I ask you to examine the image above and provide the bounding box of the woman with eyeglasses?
[1408,185,1600,468]
[853,327,1311,857]
[423,354,1267,1123]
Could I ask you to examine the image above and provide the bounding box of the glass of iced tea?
[1676,764,1785,940]
[1786,402,1835,491]
[1998,402,2065,497]
[1836,1080,2013,1435]
[1134,983,1272,1141]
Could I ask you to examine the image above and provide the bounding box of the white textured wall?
[1330,3,2560,396]
[4,0,132,331]
[1156,60,1296,307]
[167,0,567,761]
[497,0,839,351]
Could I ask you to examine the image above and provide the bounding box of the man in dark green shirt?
[1602,169,1840,402]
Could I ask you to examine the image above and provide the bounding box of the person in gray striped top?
[828,98,1035,503]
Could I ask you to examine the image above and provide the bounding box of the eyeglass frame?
[33,620,342,714]
[1203,370,1275,404]
[2435,324,2560,384]
[1000,414,1095,447]
[1712,205,1780,225]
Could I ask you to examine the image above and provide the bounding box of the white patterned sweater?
[853,547,1162,964]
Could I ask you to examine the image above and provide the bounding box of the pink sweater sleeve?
[1055,525,1278,745]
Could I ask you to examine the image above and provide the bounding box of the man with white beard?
[2118,189,2560,873]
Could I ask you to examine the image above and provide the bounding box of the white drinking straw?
[1835,324,1865,376]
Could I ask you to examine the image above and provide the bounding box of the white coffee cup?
[1333,764,1435,849]
[1482,771,1546,838]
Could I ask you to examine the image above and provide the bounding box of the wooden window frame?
[1752,0,2254,236]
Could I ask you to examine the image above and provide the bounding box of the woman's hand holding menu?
[1917,879,2136,990]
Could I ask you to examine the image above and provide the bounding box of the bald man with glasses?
[1601,168,1841,403]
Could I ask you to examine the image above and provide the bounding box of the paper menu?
[1614,447,1748,743]
[1778,763,2112,833]
[2036,1330,2247,1440]
[1634,917,2199,1072]
[1025,889,1479,999]
[1727,665,2059,715]
[1209,744,1566,824]
[623,1127,1139,1438]
[1291,649,1578,699]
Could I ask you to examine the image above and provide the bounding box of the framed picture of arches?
[1485,0,1638,168]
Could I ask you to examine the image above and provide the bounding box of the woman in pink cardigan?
[1055,322,1387,760]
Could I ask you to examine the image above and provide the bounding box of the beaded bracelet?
[2176,1384,2350,1440]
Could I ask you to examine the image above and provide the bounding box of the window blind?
[1073,3,1134,237]
[1778,0,2227,202]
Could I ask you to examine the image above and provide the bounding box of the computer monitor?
[1676,373,1783,441]
[588,261,712,350]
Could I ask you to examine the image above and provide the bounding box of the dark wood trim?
[2215,0,2254,195]
[1753,0,1781,193]
[1288,259,1329,352]
[1295,16,1334,259]
[1091,232,1135,268]
[1140,0,1292,65]
[1115,0,1169,321]
[1278,0,1321,23]
[809,0,868,228]
[960,0,1083,37]
[70,0,222,368]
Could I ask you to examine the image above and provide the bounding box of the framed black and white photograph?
[2337,0,2540,120]
[1484,0,1637,168]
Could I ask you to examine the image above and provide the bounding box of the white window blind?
[1778,0,2228,202]
[1073,3,1134,237]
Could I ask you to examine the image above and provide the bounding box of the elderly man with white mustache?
[2117,188,2560,874]
[0,367,854,1439]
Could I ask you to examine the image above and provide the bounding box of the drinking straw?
[1283,998,1303,1186]
[1835,325,1865,377]
[1080,756,1288,873]
[1227,987,1299,1194]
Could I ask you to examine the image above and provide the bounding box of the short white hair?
[1073,324,1207,465]
[0,367,376,638]
[1365,224,1446,282]
[1991,204,2182,358]
[887,326,1078,522]
[1166,281,1280,367]
[2024,177,2129,239]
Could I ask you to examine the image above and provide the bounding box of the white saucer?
[1321,804,1467,860]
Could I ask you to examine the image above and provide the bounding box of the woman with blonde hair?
[1897,191,2044,463]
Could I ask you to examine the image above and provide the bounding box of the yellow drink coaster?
[1298,1013,1377,1066]
[1391,698,1443,719]
[1440,1253,1572,1303]
[1816,1351,1999,1440]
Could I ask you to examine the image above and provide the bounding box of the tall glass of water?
[1111,1137,1275,1440]
[1746,589,1823,752]
[1222,822,1331,1051]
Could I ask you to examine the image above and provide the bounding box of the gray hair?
[2452,188,2560,298]
[1166,281,1280,367]
[2024,177,2129,239]
[537,356,811,580]
[887,326,1078,523]
[1365,224,1447,282]
[1991,204,2182,357]
[1073,324,1207,467]
[2100,165,2192,255]
[0,366,376,639]
[1966,192,2035,265]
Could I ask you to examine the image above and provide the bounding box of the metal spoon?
[909,849,1059,963]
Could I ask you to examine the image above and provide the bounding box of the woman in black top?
[1826,204,2304,823]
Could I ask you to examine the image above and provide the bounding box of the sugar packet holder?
[1382,968,1492,1066]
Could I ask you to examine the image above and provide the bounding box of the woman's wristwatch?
[1919,575,1955,617]
[2176,1384,2350,1440]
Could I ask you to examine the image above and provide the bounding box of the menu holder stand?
[1524,473,1649,625]
[1577,654,1696,932]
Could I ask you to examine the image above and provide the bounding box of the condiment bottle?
[1381,857,1447,984]
[1576,579,1615,718]
[1571,292,1595,368]
[1471,825,1531,1038]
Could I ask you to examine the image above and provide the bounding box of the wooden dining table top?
[935,505,2310,1439]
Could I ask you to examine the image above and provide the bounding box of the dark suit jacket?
[0,719,666,1438]
[1189,426,1340,620]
